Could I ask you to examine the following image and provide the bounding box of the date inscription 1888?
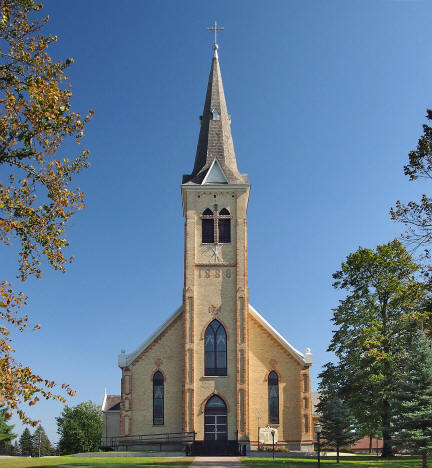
[198,268,231,279]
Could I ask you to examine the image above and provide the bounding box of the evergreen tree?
[19,428,33,456]
[11,440,20,456]
[0,407,16,453]
[31,425,54,457]
[392,333,432,468]
[320,397,359,463]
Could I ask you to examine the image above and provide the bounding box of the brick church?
[102,40,314,455]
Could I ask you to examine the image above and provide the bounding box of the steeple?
[182,45,248,185]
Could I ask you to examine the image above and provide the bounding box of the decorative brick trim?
[199,392,230,414]
[263,368,282,382]
[150,368,166,382]
[131,313,183,366]
[250,315,303,367]
[200,317,230,341]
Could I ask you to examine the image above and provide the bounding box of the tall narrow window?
[303,374,308,393]
[205,320,227,376]
[268,371,279,424]
[202,208,214,243]
[153,371,164,425]
[218,208,231,243]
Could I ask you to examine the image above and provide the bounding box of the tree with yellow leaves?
[0,0,92,424]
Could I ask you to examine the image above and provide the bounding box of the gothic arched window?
[218,208,231,243]
[153,371,164,425]
[202,208,214,243]
[205,320,227,376]
[268,371,279,424]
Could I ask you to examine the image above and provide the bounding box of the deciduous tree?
[56,401,102,455]
[329,239,430,457]
[391,109,432,256]
[0,0,92,423]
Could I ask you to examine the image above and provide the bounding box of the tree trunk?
[422,451,427,468]
[337,444,340,463]
[369,435,372,454]
[381,402,393,458]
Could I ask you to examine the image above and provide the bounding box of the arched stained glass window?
[202,208,214,243]
[268,371,279,424]
[205,320,227,376]
[153,371,164,425]
[218,208,231,243]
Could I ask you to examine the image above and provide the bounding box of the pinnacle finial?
[207,21,224,51]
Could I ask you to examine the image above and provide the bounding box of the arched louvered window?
[218,208,231,243]
[153,371,164,425]
[268,371,279,424]
[202,208,214,243]
[205,320,227,376]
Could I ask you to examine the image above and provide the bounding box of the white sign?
[259,426,278,444]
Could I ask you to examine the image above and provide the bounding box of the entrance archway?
[204,395,227,441]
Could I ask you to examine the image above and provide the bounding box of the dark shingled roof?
[102,395,121,412]
[182,47,248,185]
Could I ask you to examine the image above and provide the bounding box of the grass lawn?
[242,456,423,468]
[0,456,191,467]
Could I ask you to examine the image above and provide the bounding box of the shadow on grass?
[0,459,191,468]
[243,456,422,468]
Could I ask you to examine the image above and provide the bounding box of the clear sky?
[3,0,432,444]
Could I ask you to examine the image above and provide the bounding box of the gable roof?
[248,304,313,367]
[102,394,121,412]
[118,303,312,369]
[118,306,183,368]
[202,158,229,184]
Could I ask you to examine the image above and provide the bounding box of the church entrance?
[204,395,227,441]
[192,395,238,456]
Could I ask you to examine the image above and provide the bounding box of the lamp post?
[270,429,276,460]
[314,424,322,468]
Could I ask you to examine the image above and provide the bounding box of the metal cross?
[207,21,224,45]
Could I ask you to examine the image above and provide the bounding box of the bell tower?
[181,41,250,443]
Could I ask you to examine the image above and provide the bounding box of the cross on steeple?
[207,20,224,46]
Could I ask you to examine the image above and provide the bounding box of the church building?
[103,40,314,455]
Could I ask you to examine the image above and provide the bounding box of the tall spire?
[182,43,248,185]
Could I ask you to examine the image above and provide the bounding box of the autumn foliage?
[0,0,92,424]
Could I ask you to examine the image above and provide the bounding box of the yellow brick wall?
[127,314,184,435]
[248,315,313,448]
[182,186,250,441]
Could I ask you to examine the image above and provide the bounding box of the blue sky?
[3,0,432,443]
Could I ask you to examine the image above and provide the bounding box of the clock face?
[200,243,223,262]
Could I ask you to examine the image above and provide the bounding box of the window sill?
[201,375,228,380]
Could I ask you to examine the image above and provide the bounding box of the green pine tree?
[31,425,54,457]
[392,333,432,468]
[0,407,16,454]
[320,397,359,463]
[19,428,33,457]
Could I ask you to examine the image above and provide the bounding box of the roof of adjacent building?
[182,46,248,185]
[311,392,322,417]
[102,394,121,412]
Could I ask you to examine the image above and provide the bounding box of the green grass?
[0,456,191,467]
[243,456,422,467]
